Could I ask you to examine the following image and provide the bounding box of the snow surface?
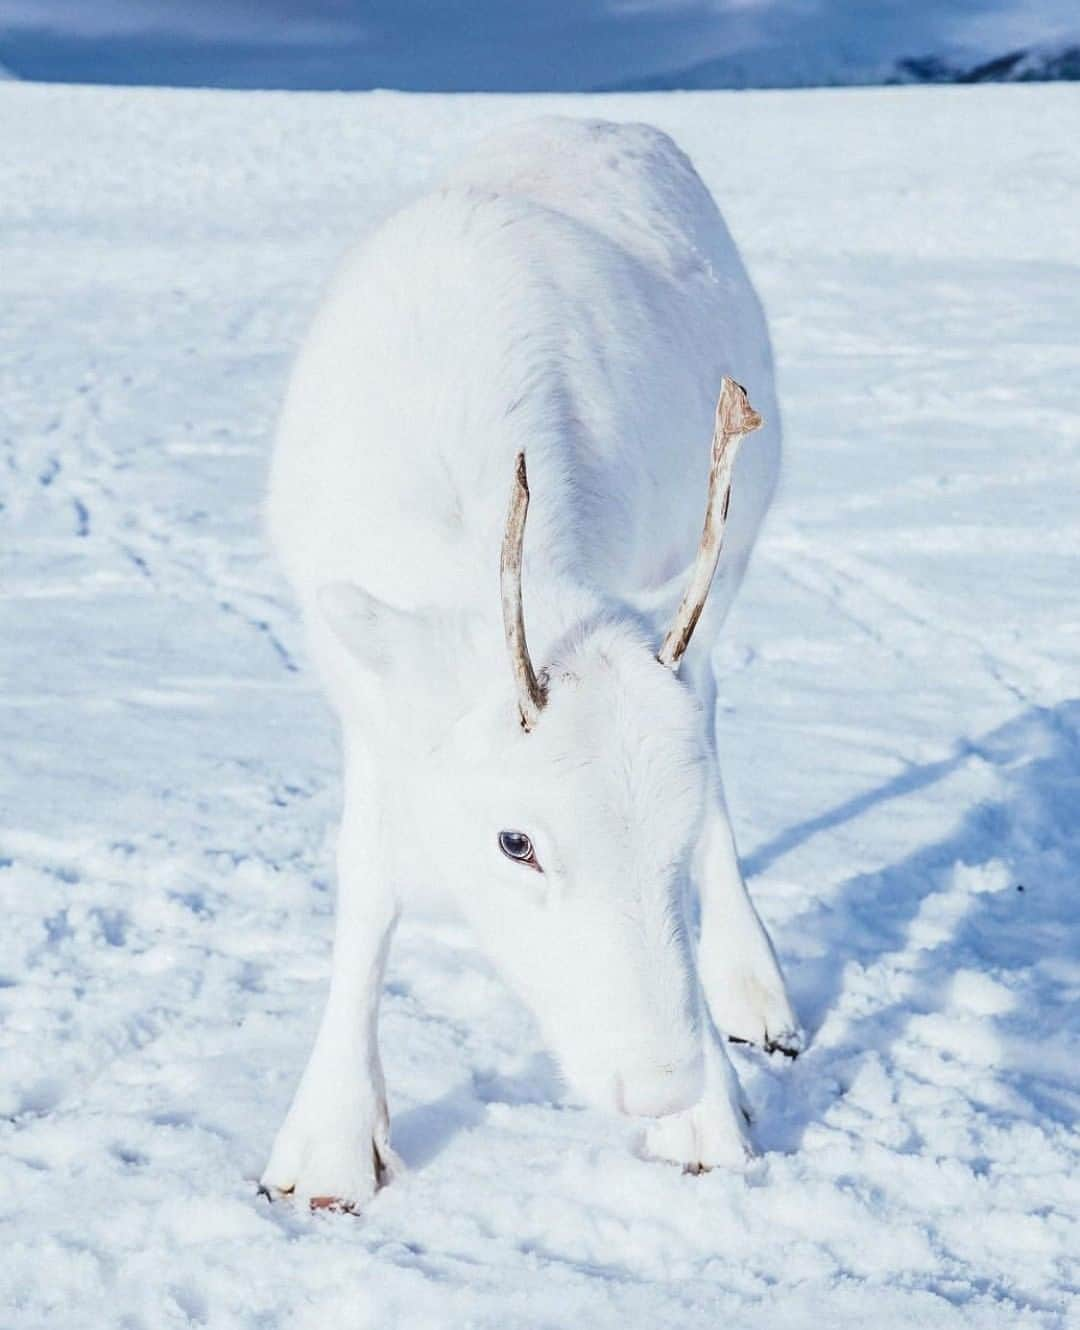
[2,81,1079,1328]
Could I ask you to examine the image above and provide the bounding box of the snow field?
[1,82,1079,1328]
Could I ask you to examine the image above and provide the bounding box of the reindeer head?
[322,380,761,1119]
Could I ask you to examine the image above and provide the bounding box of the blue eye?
[499,830,538,867]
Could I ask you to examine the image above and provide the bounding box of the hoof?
[728,1024,805,1060]
[309,1195,357,1214]
[260,1114,400,1214]
[764,1028,804,1059]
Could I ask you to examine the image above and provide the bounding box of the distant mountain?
[601,50,883,93]
[605,38,1080,92]
[891,41,1080,85]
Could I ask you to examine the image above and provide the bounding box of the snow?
[2,80,1079,1327]
[0,0,1077,91]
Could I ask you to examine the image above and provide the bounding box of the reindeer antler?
[657,378,763,672]
[500,452,548,730]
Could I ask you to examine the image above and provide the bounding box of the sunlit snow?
[1,81,1078,1329]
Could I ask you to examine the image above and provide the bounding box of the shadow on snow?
[753,699,1080,1154]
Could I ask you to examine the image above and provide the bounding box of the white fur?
[262,118,801,1209]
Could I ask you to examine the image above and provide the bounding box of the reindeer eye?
[498,830,538,867]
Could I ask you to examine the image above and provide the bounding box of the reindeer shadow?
[391,1083,488,1171]
[748,699,1080,1155]
[391,1052,563,1171]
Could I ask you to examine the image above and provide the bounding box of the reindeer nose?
[614,1053,703,1118]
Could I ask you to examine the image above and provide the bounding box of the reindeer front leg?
[695,771,803,1057]
[653,377,801,1056]
[644,1008,755,1171]
[261,756,401,1211]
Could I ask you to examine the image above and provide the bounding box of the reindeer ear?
[317,582,419,678]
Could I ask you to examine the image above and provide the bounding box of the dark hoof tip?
[764,1040,800,1060]
[309,1195,356,1214]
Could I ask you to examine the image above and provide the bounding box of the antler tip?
[514,450,529,494]
[718,376,763,436]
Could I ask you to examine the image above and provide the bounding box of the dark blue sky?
[0,0,1074,89]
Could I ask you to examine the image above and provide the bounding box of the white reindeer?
[261,117,801,1210]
